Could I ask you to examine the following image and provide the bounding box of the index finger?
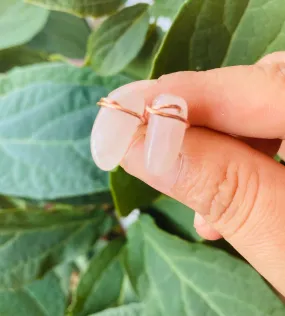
[129,62,285,139]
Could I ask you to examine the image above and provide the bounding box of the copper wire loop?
[97,97,146,124]
[146,104,190,127]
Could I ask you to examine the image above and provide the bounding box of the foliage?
[110,167,160,217]
[86,4,150,76]
[151,0,285,77]
[26,0,126,17]
[0,0,48,50]
[0,0,284,315]
[28,11,91,59]
[127,216,285,316]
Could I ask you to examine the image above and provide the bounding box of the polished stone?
[145,94,188,176]
[91,85,146,171]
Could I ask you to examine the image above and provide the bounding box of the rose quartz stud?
[145,94,188,176]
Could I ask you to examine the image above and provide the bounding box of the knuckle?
[208,160,260,238]
[174,153,260,238]
[208,161,240,223]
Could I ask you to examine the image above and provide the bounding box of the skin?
[118,52,285,296]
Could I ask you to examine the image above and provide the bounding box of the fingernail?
[145,94,188,176]
[194,213,206,228]
[91,84,147,171]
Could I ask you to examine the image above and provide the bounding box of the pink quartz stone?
[145,94,188,176]
[90,87,145,171]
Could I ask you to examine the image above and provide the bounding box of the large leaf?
[0,208,111,289]
[151,0,185,18]
[0,83,105,199]
[124,25,164,80]
[27,0,126,17]
[0,268,68,316]
[0,64,131,199]
[151,0,285,78]
[87,4,150,76]
[0,62,132,96]
[28,11,90,59]
[90,303,143,316]
[110,167,160,217]
[0,46,47,73]
[153,196,202,241]
[127,216,285,316]
[72,239,125,316]
[0,0,48,50]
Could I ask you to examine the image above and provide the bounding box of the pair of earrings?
[90,88,189,176]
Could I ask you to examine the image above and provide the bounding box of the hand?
[92,52,285,296]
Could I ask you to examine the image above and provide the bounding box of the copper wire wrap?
[97,97,146,124]
[146,104,190,127]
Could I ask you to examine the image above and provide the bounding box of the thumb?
[122,126,285,296]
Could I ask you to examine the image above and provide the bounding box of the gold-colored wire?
[97,97,190,127]
[97,97,146,124]
[146,104,190,127]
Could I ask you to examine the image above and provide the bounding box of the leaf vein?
[145,235,225,316]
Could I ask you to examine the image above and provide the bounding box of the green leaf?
[153,196,202,241]
[0,208,111,289]
[0,0,48,50]
[27,0,126,17]
[151,0,185,18]
[0,268,68,316]
[124,25,164,80]
[53,191,113,207]
[72,239,125,316]
[0,62,132,96]
[110,167,160,217]
[118,247,140,306]
[125,221,146,298]
[117,268,139,306]
[87,4,150,76]
[150,0,203,77]
[0,64,131,199]
[0,46,48,73]
[89,303,143,316]
[151,0,285,78]
[127,215,285,316]
[28,11,90,59]
[0,82,106,199]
